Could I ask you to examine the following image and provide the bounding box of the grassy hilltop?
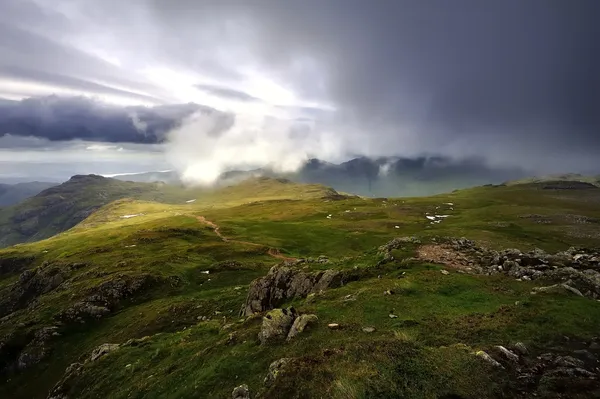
[1,177,600,398]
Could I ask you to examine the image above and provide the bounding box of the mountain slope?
[0,182,57,207]
[0,175,339,248]
[1,179,600,398]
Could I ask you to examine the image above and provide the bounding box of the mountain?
[216,156,527,197]
[0,181,57,206]
[506,173,600,187]
[1,178,600,398]
[0,175,189,248]
[108,170,181,184]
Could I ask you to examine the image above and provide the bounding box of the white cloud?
[165,111,343,186]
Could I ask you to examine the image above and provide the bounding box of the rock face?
[241,265,342,316]
[258,308,297,345]
[287,314,318,341]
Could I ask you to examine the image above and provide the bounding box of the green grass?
[1,178,600,398]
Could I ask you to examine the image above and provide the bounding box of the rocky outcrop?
[56,274,161,323]
[422,238,600,299]
[476,339,600,397]
[241,265,342,316]
[0,266,67,317]
[378,236,421,261]
[0,325,61,374]
[47,362,83,399]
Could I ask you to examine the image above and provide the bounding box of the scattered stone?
[441,270,450,275]
[90,343,119,362]
[531,283,584,297]
[232,384,250,399]
[287,314,318,340]
[362,327,376,333]
[327,323,340,329]
[383,290,394,295]
[388,314,398,319]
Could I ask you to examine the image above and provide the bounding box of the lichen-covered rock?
[241,265,342,316]
[232,384,250,399]
[258,308,296,345]
[264,358,295,387]
[287,314,318,340]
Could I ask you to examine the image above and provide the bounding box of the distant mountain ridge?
[0,181,57,206]
[111,156,527,197]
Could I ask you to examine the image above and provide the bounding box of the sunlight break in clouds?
[165,111,342,186]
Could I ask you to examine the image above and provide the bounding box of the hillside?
[506,174,600,188]
[1,179,600,398]
[0,182,57,207]
[0,175,338,249]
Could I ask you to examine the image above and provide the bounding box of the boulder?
[258,308,297,345]
[287,314,318,340]
[232,384,250,399]
[241,265,342,316]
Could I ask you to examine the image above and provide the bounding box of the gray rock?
[476,350,503,368]
[287,314,318,340]
[232,384,250,399]
[241,265,342,316]
[258,308,296,345]
[362,327,376,333]
[494,345,519,363]
[513,342,528,356]
[90,343,119,362]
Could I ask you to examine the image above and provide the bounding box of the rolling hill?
[1,177,600,398]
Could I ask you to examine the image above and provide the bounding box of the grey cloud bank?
[0,0,598,184]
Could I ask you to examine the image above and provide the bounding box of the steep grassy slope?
[1,179,600,398]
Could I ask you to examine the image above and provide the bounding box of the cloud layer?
[0,0,598,181]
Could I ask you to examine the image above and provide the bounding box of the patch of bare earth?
[416,244,482,273]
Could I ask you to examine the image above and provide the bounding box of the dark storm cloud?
[0,96,205,143]
[194,84,262,103]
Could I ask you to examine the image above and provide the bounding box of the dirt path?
[194,216,298,262]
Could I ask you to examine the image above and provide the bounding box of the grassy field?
[1,178,600,398]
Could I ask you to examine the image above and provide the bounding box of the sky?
[0,0,598,183]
